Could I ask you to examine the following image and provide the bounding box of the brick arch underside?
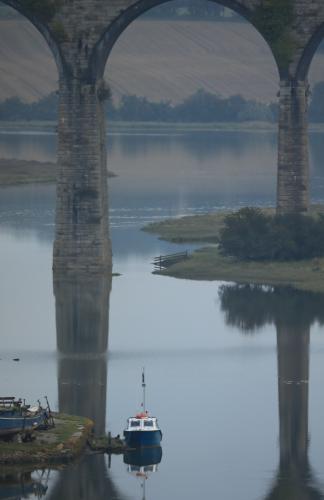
[296,23,324,81]
[0,0,62,75]
[91,0,280,80]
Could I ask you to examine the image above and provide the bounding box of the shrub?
[219,207,272,260]
[219,208,324,261]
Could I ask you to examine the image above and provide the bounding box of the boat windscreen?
[130,420,141,427]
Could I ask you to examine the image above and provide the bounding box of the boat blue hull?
[0,412,46,436]
[124,429,162,448]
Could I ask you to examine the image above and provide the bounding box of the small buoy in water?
[12,358,20,362]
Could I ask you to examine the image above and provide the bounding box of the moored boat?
[0,397,49,437]
[124,414,162,448]
[124,370,162,448]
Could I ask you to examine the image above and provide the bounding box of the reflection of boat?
[124,370,162,448]
[0,397,48,437]
[124,447,162,500]
[126,458,160,479]
[0,471,48,499]
[124,446,163,467]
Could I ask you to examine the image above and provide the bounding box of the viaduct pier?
[3,0,324,272]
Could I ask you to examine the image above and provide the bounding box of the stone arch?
[91,0,280,80]
[295,23,324,81]
[0,0,64,75]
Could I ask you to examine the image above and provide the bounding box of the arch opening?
[302,35,324,206]
[103,0,280,212]
[0,2,60,183]
[307,37,324,120]
[0,2,60,105]
[92,0,280,81]
[104,1,279,108]
[296,23,324,82]
[0,0,63,76]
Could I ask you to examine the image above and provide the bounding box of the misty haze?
[1,1,324,499]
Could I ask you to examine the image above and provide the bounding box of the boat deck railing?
[0,397,16,407]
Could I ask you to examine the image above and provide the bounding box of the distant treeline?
[1,83,324,123]
[107,90,277,122]
[0,90,276,123]
[0,2,236,21]
[0,92,58,122]
[141,2,237,20]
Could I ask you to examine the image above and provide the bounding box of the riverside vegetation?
[143,206,324,292]
[0,89,276,124]
[2,82,324,125]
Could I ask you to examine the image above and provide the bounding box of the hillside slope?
[0,19,323,103]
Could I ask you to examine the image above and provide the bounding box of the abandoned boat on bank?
[0,397,49,437]
[124,370,162,448]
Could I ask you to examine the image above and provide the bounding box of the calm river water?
[1,130,324,500]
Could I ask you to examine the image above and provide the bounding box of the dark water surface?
[1,130,324,499]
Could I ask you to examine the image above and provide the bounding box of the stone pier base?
[277,80,310,214]
[53,77,112,273]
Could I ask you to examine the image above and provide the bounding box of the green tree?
[219,208,324,261]
[219,207,271,260]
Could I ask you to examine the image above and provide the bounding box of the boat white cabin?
[124,370,162,448]
[126,416,160,432]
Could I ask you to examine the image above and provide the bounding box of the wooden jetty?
[153,251,189,270]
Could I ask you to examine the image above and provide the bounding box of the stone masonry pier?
[3,0,324,272]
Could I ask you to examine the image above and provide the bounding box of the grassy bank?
[0,159,116,186]
[158,246,324,293]
[143,206,324,293]
[0,120,277,134]
[3,120,324,134]
[0,414,93,466]
[0,159,57,185]
[106,121,277,133]
[0,121,56,132]
[143,212,228,242]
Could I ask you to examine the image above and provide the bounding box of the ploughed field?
[0,19,302,104]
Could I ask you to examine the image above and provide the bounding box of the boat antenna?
[142,477,146,500]
[142,367,146,413]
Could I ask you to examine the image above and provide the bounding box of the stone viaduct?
[3,0,324,272]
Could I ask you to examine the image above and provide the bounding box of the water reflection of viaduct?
[48,277,324,498]
[2,0,324,271]
[219,284,324,500]
[48,273,123,500]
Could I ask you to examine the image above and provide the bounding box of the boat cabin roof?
[128,416,157,422]
[126,416,159,430]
